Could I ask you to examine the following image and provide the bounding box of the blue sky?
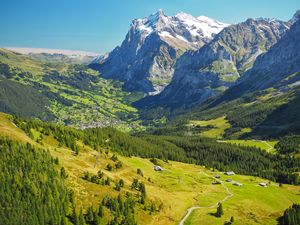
[0,0,299,53]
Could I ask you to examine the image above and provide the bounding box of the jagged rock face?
[290,9,300,24]
[139,18,290,108]
[222,14,300,99]
[90,10,229,95]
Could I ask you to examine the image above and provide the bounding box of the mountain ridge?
[136,16,290,109]
[90,10,229,95]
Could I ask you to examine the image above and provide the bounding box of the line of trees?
[275,135,300,154]
[13,116,299,185]
[279,203,300,225]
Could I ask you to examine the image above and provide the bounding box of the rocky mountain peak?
[129,10,229,49]
[290,10,300,24]
[91,10,229,95]
[136,17,291,109]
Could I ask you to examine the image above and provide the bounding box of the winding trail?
[178,172,234,225]
[262,140,274,152]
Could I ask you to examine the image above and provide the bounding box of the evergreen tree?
[98,205,104,218]
[72,208,79,225]
[78,208,85,225]
[0,137,69,225]
[86,206,94,223]
[106,163,113,171]
[216,203,224,217]
[279,203,300,225]
[92,211,100,225]
[60,167,68,179]
[119,179,124,187]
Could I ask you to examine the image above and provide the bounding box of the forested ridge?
[13,116,300,185]
[275,135,300,155]
[0,137,69,225]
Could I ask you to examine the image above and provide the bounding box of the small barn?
[226,179,232,182]
[259,182,267,187]
[154,165,163,171]
[212,180,222,185]
[233,182,242,186]
[225,171,235,176]
[214,175,221,179]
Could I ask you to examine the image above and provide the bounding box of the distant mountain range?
[5,47,98,64]
[5,47,98,56]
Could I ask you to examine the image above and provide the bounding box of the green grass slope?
[0,113,299,225]
[0,48,144,131]
[181,87,300,139]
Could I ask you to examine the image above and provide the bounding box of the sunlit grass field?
[0,112,299,225]
[189,116,231,139]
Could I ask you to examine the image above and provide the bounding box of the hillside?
[0,112,299,225]
[179,14,300,138]
[178,87,299,139]
[0,48,143,131]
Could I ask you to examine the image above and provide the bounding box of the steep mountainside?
[182,14,300,138]
[137,18,290,108]
[213,14,300,103]
[90,10,229,95]
[0,79,53,121]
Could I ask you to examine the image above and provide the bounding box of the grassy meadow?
[0,112,299,225]
[189,116,231,139]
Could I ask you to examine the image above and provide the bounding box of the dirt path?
[178,172,234,225]
[262,140,274,152]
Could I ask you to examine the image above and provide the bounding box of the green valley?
[0,48,144,131]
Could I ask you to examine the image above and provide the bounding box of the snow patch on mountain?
[91,10,230,95]
[133,10,230,46]
[176,13,229,39]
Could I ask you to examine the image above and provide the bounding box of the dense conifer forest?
[13,116,300,185]
[0,138,69,225]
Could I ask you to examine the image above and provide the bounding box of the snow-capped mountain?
[134,10,229,50]
[90,10,229,95]
[136,17,291,109]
